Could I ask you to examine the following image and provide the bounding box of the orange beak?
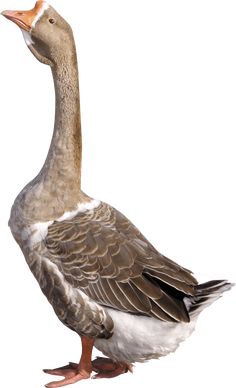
[1,1,44,32]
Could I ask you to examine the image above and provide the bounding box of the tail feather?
[184,280,234,318]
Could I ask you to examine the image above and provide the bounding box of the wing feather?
[45,202,198,322]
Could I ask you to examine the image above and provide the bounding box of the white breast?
[95,308,197,363]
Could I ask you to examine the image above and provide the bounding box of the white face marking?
[31,1,49,30]
[21,2,49,46]
[21,29,34,46]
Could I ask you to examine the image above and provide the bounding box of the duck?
[1,1,234,387]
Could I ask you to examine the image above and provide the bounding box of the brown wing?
[45,202,198,323]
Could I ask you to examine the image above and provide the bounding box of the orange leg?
[44,338,133,386]
[44,336,94,388]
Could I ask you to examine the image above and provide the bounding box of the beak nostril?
[17,12,24,16]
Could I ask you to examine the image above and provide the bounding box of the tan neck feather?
[44,44,82,187]
[14,37,90,222]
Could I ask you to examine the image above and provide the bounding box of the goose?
[1,1,233,387]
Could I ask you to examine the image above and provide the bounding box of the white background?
[0,0,235,387]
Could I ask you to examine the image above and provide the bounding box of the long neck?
[16,40,90,223]
[44,45,82,187]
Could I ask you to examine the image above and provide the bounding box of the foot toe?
[45,372,90,388]
[92,357,117,372]
[43,363,78,377]
[92,360,132,379]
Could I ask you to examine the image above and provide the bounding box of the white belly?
[95,308,197,363]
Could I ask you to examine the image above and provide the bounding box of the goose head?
[2,0,74,66]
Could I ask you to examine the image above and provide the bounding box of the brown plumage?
[1,1,233,387]
[46,202,196,324]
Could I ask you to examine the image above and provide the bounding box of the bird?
[1,1,233,387]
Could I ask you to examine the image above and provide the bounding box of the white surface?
[21,29,34,46]
[56,199,101,221]
[95,308,197,362]
[0,0,235,387]
[21,220,53,247]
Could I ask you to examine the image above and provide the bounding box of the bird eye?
[49,18,56,24]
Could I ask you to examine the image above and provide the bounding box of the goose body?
[2,1,233,387]
[10,197,199,363]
